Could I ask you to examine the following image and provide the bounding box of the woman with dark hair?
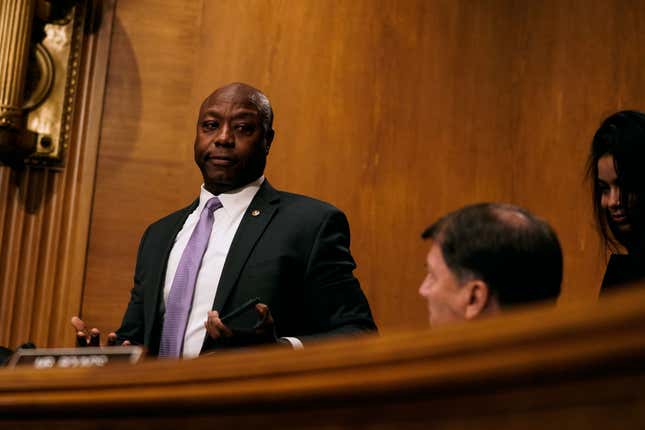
[588,110,645,291]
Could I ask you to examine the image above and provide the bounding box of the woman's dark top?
[601,254,645,292]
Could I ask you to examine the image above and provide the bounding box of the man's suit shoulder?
[142,200,197,237]
[274,190,344,218]
[140,187,348,236]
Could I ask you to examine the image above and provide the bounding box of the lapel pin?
[251,209,261,217]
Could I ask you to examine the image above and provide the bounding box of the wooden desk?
[2,287,645,429]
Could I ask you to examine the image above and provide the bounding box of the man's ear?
[463,280,489,320]
[264,129,275,153]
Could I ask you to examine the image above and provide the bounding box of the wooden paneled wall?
[81,0,204,338]
[0,1,114,349]
[77,0,645,338]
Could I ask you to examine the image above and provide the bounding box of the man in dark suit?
[74,83,376,357]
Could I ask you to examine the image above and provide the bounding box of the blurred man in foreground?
[419,203,562,327]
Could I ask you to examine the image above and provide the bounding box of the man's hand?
[204,303,277,345]
[70,316,130,347]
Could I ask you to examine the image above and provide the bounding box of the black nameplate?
[8,346,144,369]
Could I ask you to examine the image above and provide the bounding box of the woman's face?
[597,154,633,236]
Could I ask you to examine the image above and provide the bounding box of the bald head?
[200,83,273,135]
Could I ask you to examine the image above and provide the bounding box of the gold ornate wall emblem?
[0,0,87,167]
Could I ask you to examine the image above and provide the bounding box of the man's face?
[194,86,271,194]
[418,242,470,327]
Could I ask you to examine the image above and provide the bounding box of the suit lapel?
[144,199,199,340]
[211,180,280,312]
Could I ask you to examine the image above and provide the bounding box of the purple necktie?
[159,197,223,358]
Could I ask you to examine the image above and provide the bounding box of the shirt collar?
[198,176,265,216]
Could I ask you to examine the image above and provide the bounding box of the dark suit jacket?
[601,253,645,293]
[116,180,377,355]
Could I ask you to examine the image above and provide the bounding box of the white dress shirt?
[163,177,264,358]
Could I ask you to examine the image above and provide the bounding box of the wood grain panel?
[0,0,114,349]
[81,0,204,332]
[82,0,645,338]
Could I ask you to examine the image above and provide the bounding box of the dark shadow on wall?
[95,16,142,172]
